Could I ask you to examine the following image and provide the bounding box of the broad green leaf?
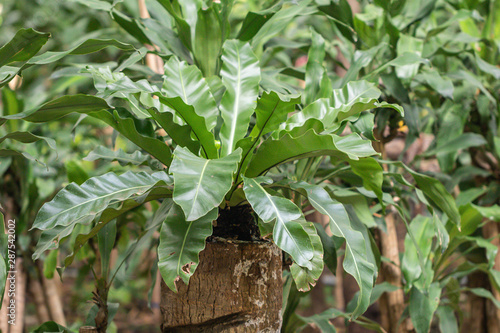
[384,161,461,227]
[291,182,375,320]
[1,38,135,87]
[193,6,223,77]
[424,133,487,156]
[348,157,384,204]
[32,171,172,231]
[158,204,217,292]
[71,0,114,11]
[32,321,71,333]
[340,44,386,87]
[43,249,58,279]
[469,288,500,309]
[61,186,172,266]
[250,91,300,139]
[475,53,500,79]
[314,222,337,274]
[170,146,241,221]
[2,96,173,166]
[418,69,454,100]
[242,176,314,269]
[84,146,158,168]
[409,283,441,333]
[219,40,260,156]
[284,81,403,133]
[304,29,330,104]
[290,220,324,291]
[237,6,278,41]
[97,220,117,281]
[395,35,424,80]
[436,306,458,333]
[401,216,434,286]
[0,131,56,151]
[65,161,89,185]
[156,0,193,50]
[147,107,201,156]
[0,29,50,74]
[163,57,218,131]
[95,108,173,166]
[0,28,49,67]
[152,93,218,159]
[245,130,377,177]
[251,0,313,50]
[297,308,337,333]
[0,94,109,125]
[27,38,135,64]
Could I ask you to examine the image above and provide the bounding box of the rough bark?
[160,239,282,332]
[79,326,98,333]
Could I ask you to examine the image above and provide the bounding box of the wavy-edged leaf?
[219,40,260,156]
[245,129,377,177]
[193,6,223,77]
[3,96,173,166]
[401,216,434,287]
[170,146,241,221]
[152,93,218,159]
[237,6,278,41]
[291,182,376,320]
[0,28,49,67]
[1,38,135,87]
[84,146,160,168]
[242,176,314,269]
[163,56,218,130]
[304,29,331,104]
[290,220,324,291]
[147,107,200,155]
[250,91,300,138]
[0,131,56,151]
[0,94,109,125]
[61,186,172,266]
[158,204,217,292]
[251,0,313,50]
[409,283,441,333]
[32,171,172,231]
[384,161,461,227]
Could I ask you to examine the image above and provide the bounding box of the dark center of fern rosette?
[210,204,261,241]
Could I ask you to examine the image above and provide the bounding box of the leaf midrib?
[227,46,242,155]
[188,159,210,219]
[256,180,310,264]
[38,180,156,228]
[309,196,363,299]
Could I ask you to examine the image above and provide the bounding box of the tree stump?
[160,239,282,332]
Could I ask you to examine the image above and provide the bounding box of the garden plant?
[0,0,499,333]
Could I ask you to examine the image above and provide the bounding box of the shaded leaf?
[291,182,375,319]
[243,176,315,269]
[158,204,217,292]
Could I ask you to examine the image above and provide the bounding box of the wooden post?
[160,239,282,332]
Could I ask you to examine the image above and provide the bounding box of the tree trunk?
[160,239,282,332]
